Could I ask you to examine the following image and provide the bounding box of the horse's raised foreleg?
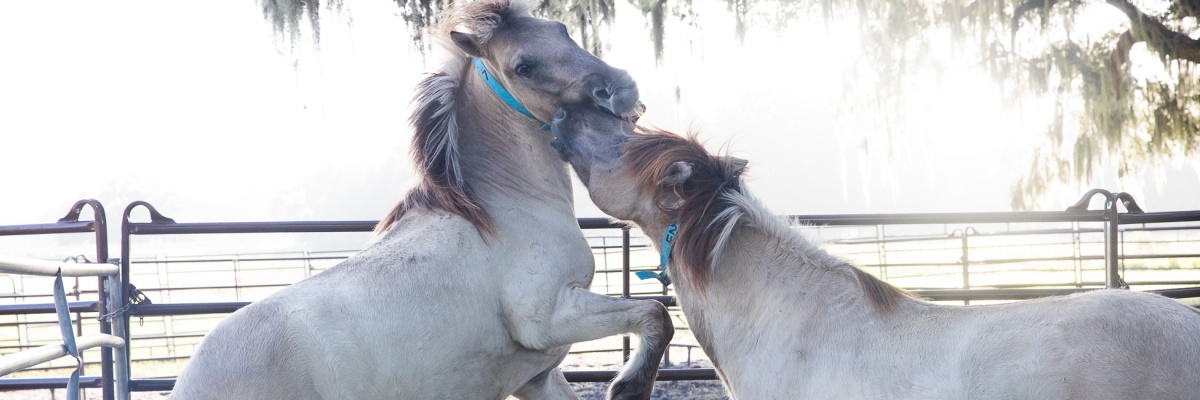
[512,367,580,400]
[506,287,673,400]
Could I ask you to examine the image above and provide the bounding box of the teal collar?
[636,223,677,286]
[472,57,549,130]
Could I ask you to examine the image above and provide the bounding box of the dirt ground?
[6,380,726,400]
[4,352,727,399]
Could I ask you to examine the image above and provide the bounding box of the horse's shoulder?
[381,209,486,248]
[282,210,494,293]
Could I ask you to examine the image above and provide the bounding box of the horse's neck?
[455,74,576,228]
[648,212,875,349]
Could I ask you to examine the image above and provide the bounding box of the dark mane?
[374,71,495,235]
[374,0,533,235]
[848,266,921,313]
[624,129,918,312]
[623,130,743,293]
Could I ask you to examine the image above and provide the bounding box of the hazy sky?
[2,0,1197,257]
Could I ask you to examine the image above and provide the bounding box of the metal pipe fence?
[0,200,120,400]
[4,189,1200,397]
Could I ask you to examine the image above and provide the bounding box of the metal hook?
[1065,189,1145,214]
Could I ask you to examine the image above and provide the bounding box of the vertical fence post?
[118,201,176,400]
[106,276,130,400]
[233,256,242,301]
[961,229,970,305]
[880,225,889,280]
[73,275,84,400]
[55,200,117,400]
[119,210,134,400]
[1080,221,1089,287]
[1104,197,1121,289]
[1066,188,1133,290]
[303,250,312,278]
[621,227,631,363]
[960,231,970,289]
[1120,229,1127,282]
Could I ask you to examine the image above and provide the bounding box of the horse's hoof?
[606,378,653,400]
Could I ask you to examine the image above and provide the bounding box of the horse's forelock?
[623,131,746,293]
[438,0,534,46]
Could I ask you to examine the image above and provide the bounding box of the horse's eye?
[515,63,534,77]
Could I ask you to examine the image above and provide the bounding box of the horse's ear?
[721,156,748,178]
[659,161,694,187]
[450,31,484,57]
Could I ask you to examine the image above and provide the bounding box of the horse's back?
[173,211,545,399]
[1058,290,1200,398]
[958,290,1200,399]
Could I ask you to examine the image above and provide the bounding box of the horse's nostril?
[593,88,612,100]
[555,108,568,120]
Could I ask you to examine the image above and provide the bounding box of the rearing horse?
[172,1,671,399]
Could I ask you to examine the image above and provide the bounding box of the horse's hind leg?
[512,367,581,400]
[506,287,674,400]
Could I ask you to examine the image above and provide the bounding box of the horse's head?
[550,106,746,225]
[446,1,642,122]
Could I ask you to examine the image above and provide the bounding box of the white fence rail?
[0,254,125,400]
[0,334,125,377]
[0,255,119,277]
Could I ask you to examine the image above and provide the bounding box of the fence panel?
[0,200,122,400]
[6,190,1200,397]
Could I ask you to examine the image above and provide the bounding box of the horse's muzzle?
[549,108,574,162]
[592,84,643,122]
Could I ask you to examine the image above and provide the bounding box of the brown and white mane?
[375,0,537,235]
[624,130,915,311]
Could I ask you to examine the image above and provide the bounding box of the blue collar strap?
[636,223,677,286]
[472,58,549,130]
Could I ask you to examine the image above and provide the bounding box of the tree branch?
[1170,0,1199,19]
[1106,0,1200,64]
[1107,30,1138,89]
[1011,0,1062,49]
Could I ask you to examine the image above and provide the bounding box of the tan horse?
[172,2,670,399]
[551,106,1200,399]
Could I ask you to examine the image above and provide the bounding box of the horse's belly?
[177,283,567,399]
[307,299,565,398]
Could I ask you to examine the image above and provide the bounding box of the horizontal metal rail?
[0,255,118,277]
[791,210,1109,225]
[0,334,125,376]
[0,332,207,350]
[1118,211,1200,225]
[123,217,623,235]
[0,376,105,390]
[0,221,96,236]
[128,255,352,264]
[125,368,721,391]
[120,286,1200,319]
[0,301,98,316]
[829,228,1106,245]
[565,368,719,382]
